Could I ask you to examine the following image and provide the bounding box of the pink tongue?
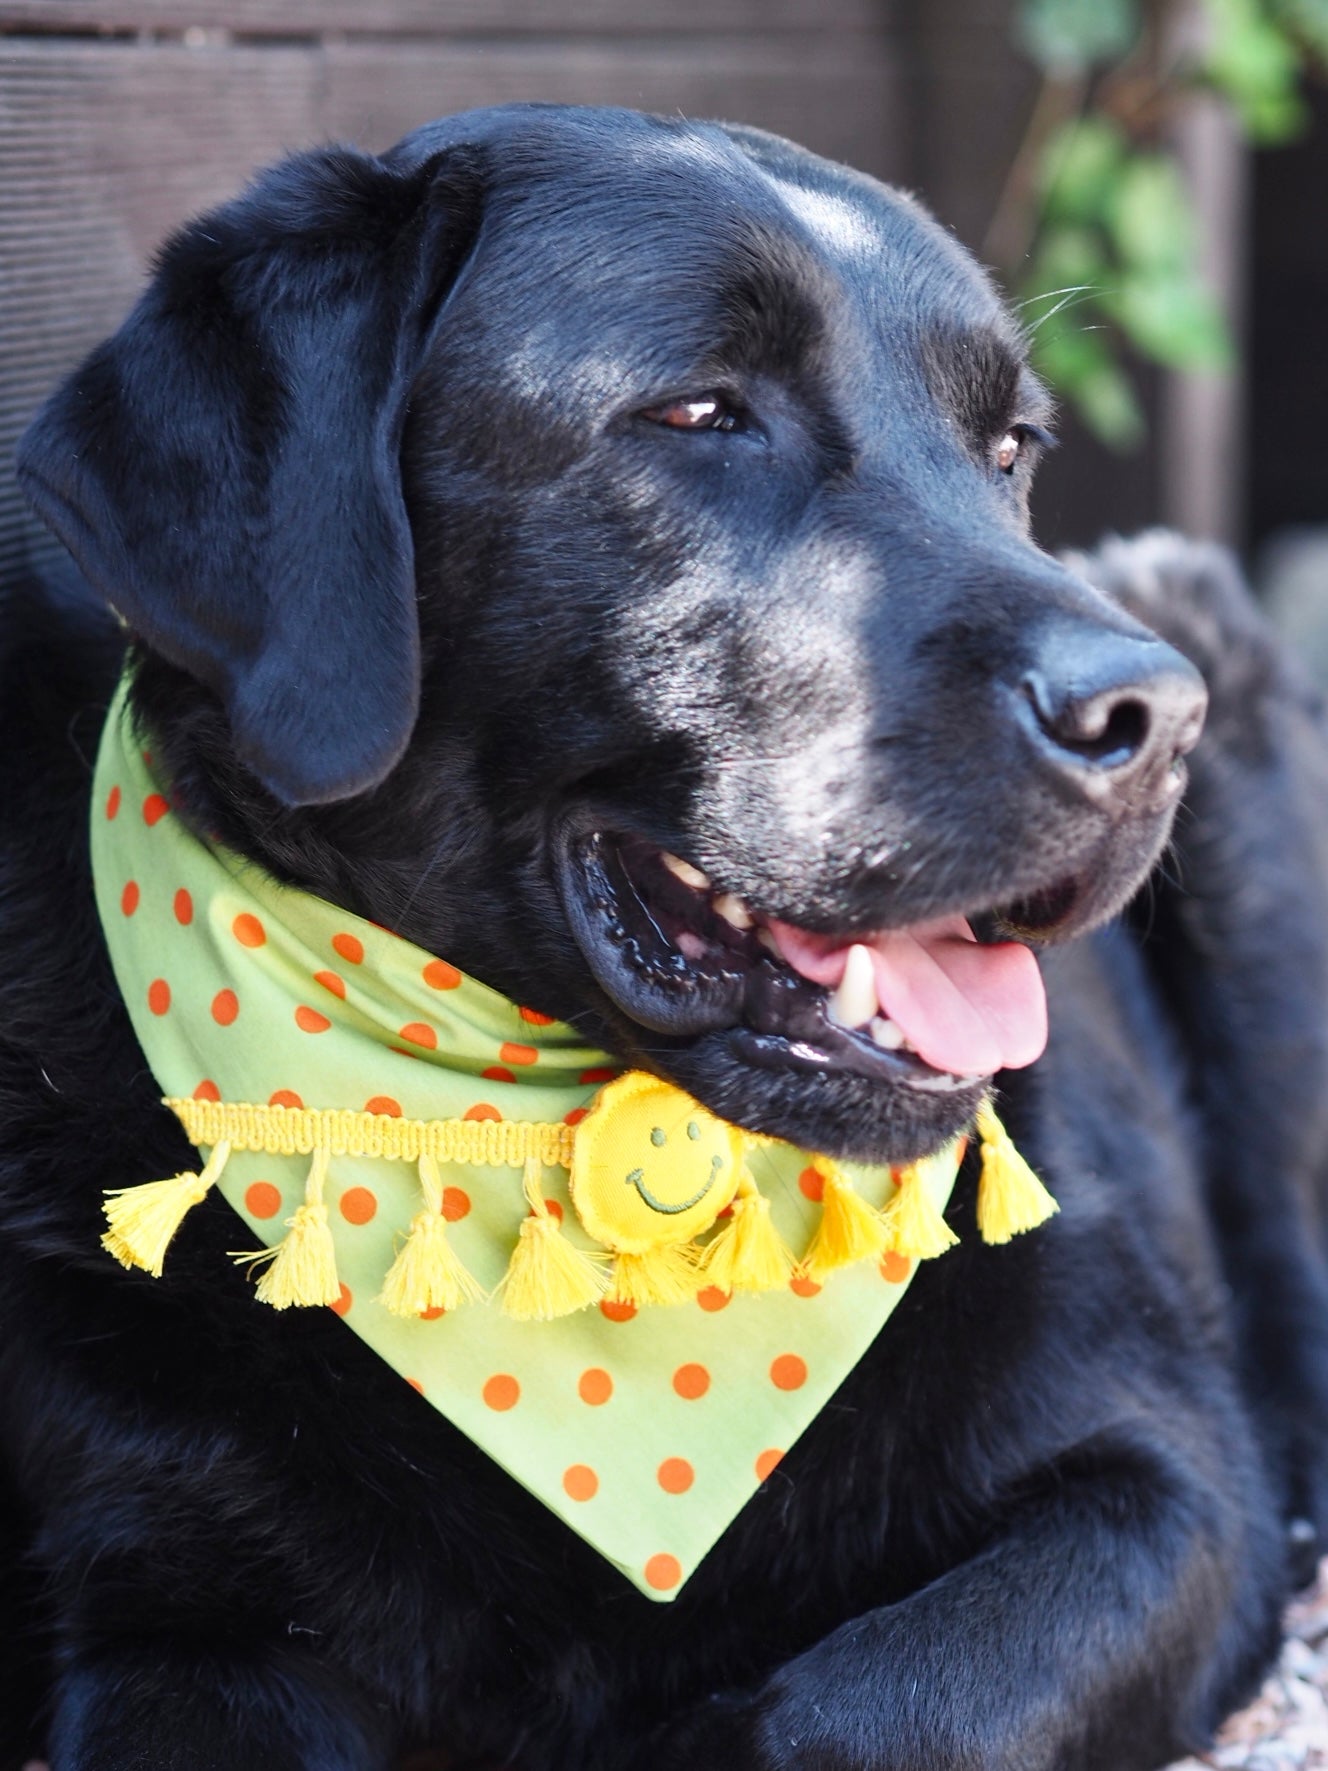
[766,913,1048,1077]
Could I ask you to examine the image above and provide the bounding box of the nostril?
[1024,675,1152,770]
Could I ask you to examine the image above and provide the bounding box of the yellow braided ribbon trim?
[166,1098,577,1170]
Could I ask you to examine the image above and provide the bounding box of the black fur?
[3,104,1327,1770]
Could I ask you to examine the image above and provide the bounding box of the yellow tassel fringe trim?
[799,1158,893,1282]
[100,1093,1056,1314]
[379,1152,487,1318]
[974,1101,1059,1243]
[238,1147,341,1310]
[498,1159,608,1321]
[699,1167,797,1294]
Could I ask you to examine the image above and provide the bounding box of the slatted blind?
[0,4,906,585]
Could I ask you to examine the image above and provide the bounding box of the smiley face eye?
[639,394,740,432]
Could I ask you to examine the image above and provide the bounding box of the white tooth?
[661,851,711,891]
[828,943,877,1030]
[713,892,754,930]
[869,1015,905,1050]
[757,927,781,957]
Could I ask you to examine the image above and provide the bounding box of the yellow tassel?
[880,1162,960,1261]
[102,1140,232,1276]
[800,1158,893,1282]
[607,1244,703,1308]
[975,1101,1059,1244]
[500,1159,607,1321]
[699,1164,796,1294]
[379,1152,486,1318]
[240,1148,341,1309]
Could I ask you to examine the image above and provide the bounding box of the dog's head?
[18,105,1205,1164]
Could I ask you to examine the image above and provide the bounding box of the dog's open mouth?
[563,832,1068,1092]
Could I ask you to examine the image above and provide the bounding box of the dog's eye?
[996,430,1023,474]
[995,423,1054,476]
[639,395,741,433]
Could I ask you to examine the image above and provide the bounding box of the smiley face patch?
[569,1072,744,1255]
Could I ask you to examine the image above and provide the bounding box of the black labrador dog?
[5,102,1328,1771]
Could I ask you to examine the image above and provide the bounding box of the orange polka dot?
[399,1022,437,1050]
[580,1066,617,1085]
[482,1066,517,1084]
[173,888,193,926]
[268,1089,303,1110]
[578,1367,613,1405]
[211,989,239,1026]
[330,1284,352,1316]
[332,932,364,965]
[295,1005,331,1034]
[600,1298,636,1322]
[193,1079,221,1102]
[657,1457,694,1494]
[442,1187,470,1222]
[499,1042,538,1066]
[673,1363,710,1400]
[365,1095,402,1117]
[771,1354,807,1391]
[464,1103,501,1122]
[420,1306,445,1321]
[423,958,461,990]
[147,978,170,1015]
[563,1464,599,1501]
[245,1181,282,1220]
[755,1448,784,1482]
[696,1285,731,1312]
[798,1165,825,1202]
[536,1197,564,1223]
[880,1250,912,1284]
[406,1378,425,1395]
[790,1274,822,1298]
[142,792,169,826]
[564,1107,589,1126]
[105,785,121,820]
[954,1135,969,1166]
[313,970,346,999]
[645,1554,682,1592]
[339,1186,377,1226]
[519,1006,556,1025]
[232,912,266,948]
[482,1374,520,1411]
[120,880,140,916]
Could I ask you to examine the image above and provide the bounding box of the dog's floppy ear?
[17,144,482,805]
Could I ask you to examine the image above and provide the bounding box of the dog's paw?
[1064,530,1291,715]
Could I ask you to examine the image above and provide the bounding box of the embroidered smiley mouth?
[563,833,1065,1091]
[626,1152,725,1216]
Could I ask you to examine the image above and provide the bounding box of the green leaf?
[1073,361,1148,451]
[1106,155,1193,274]
[1023,225,1111,304]
[1104,274,1235,371]
[1038,117,1129,224]
[1015,0,1140,71]
[1272,0,1328,64]
[1034,322,1146,450]
[1205,0,1307,141]
[1028,315,1144,451]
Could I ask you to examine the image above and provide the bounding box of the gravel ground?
[20,1562,1328,1771]
[1161,1559,1328,1771]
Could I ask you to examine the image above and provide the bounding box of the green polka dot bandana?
[90,678,959,1599]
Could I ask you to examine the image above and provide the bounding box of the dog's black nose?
[1021,630,1208,807]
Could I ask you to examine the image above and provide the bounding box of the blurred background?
[1,0,1325,641]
